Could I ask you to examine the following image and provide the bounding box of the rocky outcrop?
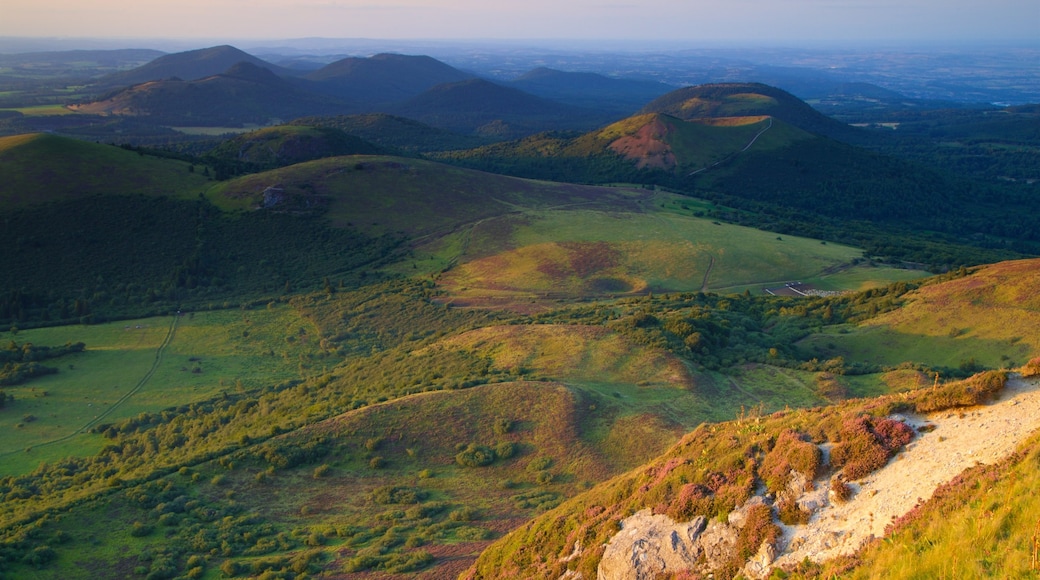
[598,497,777,580]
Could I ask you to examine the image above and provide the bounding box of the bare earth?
[774,375,1040,568]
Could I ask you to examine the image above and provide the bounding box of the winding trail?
[0,315,179,458]
[700,256,715,292]
[687,117,774,177]
[79,314,179,434]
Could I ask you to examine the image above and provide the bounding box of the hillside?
[204,124,384,172]
[71,62,348,126]
[0,133,208,208]
[639,82,855,140]
[303,52,475,106]
[288,113,491,153]
[463,369,1033,579]
[94,45,294,88]
[207,154,649,236]
[389,78,614,137]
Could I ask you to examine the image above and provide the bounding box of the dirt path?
[773,375,1040,568]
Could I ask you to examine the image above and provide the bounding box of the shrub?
[912,370,1007,413]
[527,456,553,472]
[130,521,154,537]
[760,430,821,494]
[455,444,496,467]
[313,464,330,478]
[777,495,811,525]
[831,416,914,480]
[1022,357,1040,378]
[493,418,513,435]
[494,441,517,460]
[369,456,386,469]
[830,475,853,503]
[371,485,427,505]
[449,506,478,522]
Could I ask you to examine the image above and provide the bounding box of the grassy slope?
[0,133,209,209]
[463,371,1013,579]
[800,259,1040,371]
[434,197,922,308]
[0,306,319,475]
[207,155,652,236]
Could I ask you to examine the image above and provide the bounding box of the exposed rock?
[597,509,706,580]
[599,497,778,579]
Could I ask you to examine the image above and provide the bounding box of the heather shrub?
[760,430,821,494]
[777,495,811,525]
[830,475,853,503]
[831,416,914,480]
[1021,357,1040,378]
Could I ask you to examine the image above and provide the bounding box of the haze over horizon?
[3,0,1038,47]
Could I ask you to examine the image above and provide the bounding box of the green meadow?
[0,306,319,476]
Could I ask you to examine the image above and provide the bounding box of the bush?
[760,430,821,494]
[371,485,427,505]
[1022,357,1040,378]
[130,521,154,537]
[830,475,853,503]
[777,495,811,525]
[455,444,496,467]
[831,416,914,480]
[494,441,517,460]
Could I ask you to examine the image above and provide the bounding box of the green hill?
[204,125,384,173]
[639,82,855,140]
[0,133,208,209]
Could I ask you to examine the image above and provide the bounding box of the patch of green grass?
[2,105,77,116]
[438,205,871,304]
[0,306,319,475]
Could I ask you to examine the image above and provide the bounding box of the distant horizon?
[2,35,1039,56]
[3,0,1038,50]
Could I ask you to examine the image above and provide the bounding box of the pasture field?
[435,205,871,307]
[0,306,320,476]
[0,105,76,116]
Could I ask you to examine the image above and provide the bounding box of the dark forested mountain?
[389,78,614,137]
[509,67,672,114]
[302,53,475,106]
[288,113,491,153]
[71,62,349,126]
[94,45,295,88]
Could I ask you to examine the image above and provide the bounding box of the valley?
[0,39,1037,579]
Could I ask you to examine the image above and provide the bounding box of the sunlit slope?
[0,133,208,208]
[433,206,880,306]
[801,259,1040,371]
[207,155,652,236]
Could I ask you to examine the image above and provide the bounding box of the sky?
[2,0,1037,45]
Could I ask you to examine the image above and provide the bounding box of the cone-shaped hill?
[71,62,349,126]
[303,53,475,105]
[94,44,295,87]
[388,78,613,137]
[640,82,855,140]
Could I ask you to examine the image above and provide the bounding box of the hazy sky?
[3,0,1037,44]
